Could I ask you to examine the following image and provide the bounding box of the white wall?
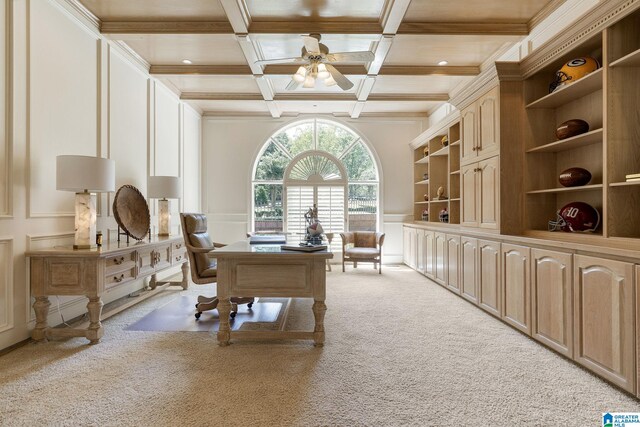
[202,115,426,262]
[0,0,202,351]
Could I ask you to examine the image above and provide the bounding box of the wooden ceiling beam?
[150,64,478,77]
[397,22,529,36]
[180,92,448,102]
[248,21,383,35]
[149,65,253,75]
[379,65,479,76]
[100,21,528,36]
[100,21,233,34]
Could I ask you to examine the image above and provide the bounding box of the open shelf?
[610,47,640,67]
[450,170,460,175]
[430,199,449,204]
[415,156,429,165]
[414,201,429,205]
[526,184,603,194]
[450,140,460,147]
[449,198,460,202]
[526,68,603,109]
[610,181,640,187]
[527,128,603,153]
[415,179,429,185]
[430,146,450,157]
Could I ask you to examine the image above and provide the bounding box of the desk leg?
[181,262,189,290]
[149,273,158,290]
[217,298,231,346]
[32,296,50,342]
[312,299,326,347]
[86,297,104,344]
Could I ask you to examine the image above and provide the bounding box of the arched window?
[252,119,379,242]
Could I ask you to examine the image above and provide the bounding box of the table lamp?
[56,155,116,249]
[148,176,181,236]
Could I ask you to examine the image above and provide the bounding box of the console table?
[213,240,333,346]
[27,235,189,344]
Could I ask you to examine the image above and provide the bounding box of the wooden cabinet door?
[477,86,500,158]
[155,244,171,271]
[416,229,426,274]
[574,255,635,393]
[501,243,531,335]
[531,248,573,358]
[403,227,416,269]
[461,104,477,164]
[460,237,478,304]
[446,234,461,294]
[478,239,501,317]
[424,230,435,278]
[434,232,447,286]
[478,156,499,230]
[461,163,478,227]
[137,247,155,277]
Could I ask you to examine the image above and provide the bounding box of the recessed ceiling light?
[182,59,192,65]
[438,60,448,66]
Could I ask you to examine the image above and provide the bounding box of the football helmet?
[549,57,600,93]
[441,135,449,147]
[548,201,600,232]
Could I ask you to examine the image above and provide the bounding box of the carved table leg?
[217,298,232,346]
[86,297,104,344]
[180,262,189,290]
[32,296,51,342]
[312,299,327,347]
[149,273,158,290]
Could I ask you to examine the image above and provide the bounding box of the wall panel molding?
[0,238,14,333]
[1,0,13,219]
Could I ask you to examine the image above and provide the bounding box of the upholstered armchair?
[180,213,254,320]
[339,231,385,274]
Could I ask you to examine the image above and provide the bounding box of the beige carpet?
[0,266,639,426]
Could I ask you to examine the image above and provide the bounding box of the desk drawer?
[105,267,135,289]
[105,253,136,277]
[172,247,187,265]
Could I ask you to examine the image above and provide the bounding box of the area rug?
[125,296,287,332]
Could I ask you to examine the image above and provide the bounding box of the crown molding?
[409,110,460,149]
[100,21,233,34]
[448,64,499,110]
[520,0,640,77]
[56,0,100,33]
[528,0,568,30]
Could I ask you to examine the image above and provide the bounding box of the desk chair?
[340,231,385,274]
[180,213,254,320]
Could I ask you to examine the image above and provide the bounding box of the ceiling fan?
[255,33,375,91]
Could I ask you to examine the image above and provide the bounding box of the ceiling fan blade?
[286,78,302,91]
[325,64,354,91]
[255,57,305,66]
[327,51,375,63]
[303,36,321,53]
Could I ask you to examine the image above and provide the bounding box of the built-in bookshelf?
[411,113,461,224]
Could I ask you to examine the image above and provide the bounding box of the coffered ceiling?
[77,0,566,118]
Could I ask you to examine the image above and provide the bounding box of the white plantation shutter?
[286,186,315,237]
[317,186,345,252]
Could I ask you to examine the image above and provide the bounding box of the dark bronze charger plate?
[113,185,150,240]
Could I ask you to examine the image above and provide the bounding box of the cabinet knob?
[114,274,125,283]
[176,255,181,261]
[114,256,125,265]
[175,243,182,249]
[472,146,477,151]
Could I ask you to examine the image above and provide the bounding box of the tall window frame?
[251,119,380,236]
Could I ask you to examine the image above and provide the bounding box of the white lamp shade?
[56,155,116,193]
[148,176,182,199]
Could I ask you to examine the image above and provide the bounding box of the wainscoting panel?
[107,47,149,216]
[183,105,201,213]
[0,238,14,333]
[28,0,99,217]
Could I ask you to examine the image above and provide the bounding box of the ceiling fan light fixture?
[317,63,330,79]
[293,66,307,82]
[303,75,316,88]
[324,75,337,87]
[438,60,448,66]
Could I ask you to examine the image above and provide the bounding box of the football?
[559,167,592,187]
[556,119,589,140]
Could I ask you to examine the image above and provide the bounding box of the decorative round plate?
[112,185,150,240]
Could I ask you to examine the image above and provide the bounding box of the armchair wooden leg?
[354,261,358,268]
[342,259,345,272]
[379,257,382,274]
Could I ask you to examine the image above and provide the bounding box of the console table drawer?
[105,254,136,277]
[105,267,135,289]
[173,247,187,265]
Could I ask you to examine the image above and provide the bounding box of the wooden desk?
[214,241,333,346]
[27,236,189,344]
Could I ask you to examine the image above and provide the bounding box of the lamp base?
[158,199,171,236]
[74,192,96,250]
